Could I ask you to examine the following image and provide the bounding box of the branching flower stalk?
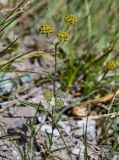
[105,59,118,112]
[53,42,58,113]
[39,14,78,158]
[99,59,119,144]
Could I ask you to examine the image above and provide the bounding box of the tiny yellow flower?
[39,24,54,34]
[57,31,70,41]
[64,14,78,25]
[106,59,118,70]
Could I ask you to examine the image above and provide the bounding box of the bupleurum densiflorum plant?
[100,58,119,145]
[39,14,77,111]
[39,14,77,155]
[105,59,119,112]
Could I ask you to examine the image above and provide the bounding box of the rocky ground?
[0,60,118,160]
[0,1,119,160]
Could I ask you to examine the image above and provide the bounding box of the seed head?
[39,24,54,34]
[56,98,64,107]
[56,90,63,98]
[43,90,53,102]
[106,59,118,70]
[64,14,78,25]
[57,31,70,41]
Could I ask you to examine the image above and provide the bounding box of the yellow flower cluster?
[39,14,77,40]
[64,14,78,25]
[39,24,54,34]
[106,59,118,70]
[57,31,70,41]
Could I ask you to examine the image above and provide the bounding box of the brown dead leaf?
[88,112,119,120]
[70,105,88,117]
[71,90,119,117]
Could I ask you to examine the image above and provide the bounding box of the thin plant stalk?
[84,115,88,160]
[53,42,60,112]
[55,125,73,160]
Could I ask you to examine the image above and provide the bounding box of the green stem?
[55,125,73,160]
[84,116,88,160]
[85,0,92,39]
[52,41,60,112]
[48,42,59,151]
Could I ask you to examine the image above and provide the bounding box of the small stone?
[77,119,96,128]
[12,150,19,157]
[0,79,16,96]
[40,124,60,137]
[53,129,60,136]
[112,154,119,160]
[7,118,27,135]
[40,124,52,134]
[72,146,84,156]
[13,106,36,118]
[8,107,14,117]
[38,114,46,123]
[77,119,96,141]
[58,121,71,134]
[19,75,33,85]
